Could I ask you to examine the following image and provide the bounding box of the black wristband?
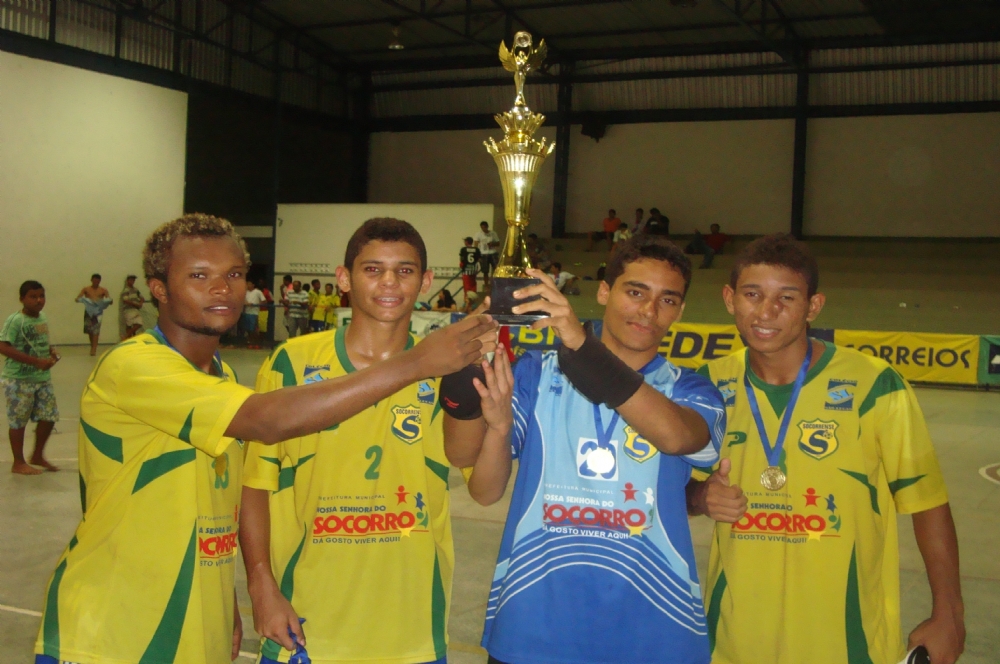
[439,364,485,420]
[557,324,644,408]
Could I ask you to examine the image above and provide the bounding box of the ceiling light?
[388,25,405,50]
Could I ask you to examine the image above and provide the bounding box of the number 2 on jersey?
[365,445,383,479]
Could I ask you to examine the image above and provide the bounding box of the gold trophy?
[485,31,555,324]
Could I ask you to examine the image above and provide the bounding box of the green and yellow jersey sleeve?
[862,366,948,514]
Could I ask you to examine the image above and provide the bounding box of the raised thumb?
[715,458,731,486]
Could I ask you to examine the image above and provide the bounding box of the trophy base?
[488,277,548,325]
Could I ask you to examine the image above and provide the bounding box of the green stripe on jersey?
[139,524,198,664]
[431,552,447,659]
[707,568,727,653]
[845,544,875,664]
[888,475,926,496]
[78,474,87,514]
[81,418,123,463]
[335,326,356,374]
[858,367,905,419]
[263,529,308,660]
[271,348,297,387]
[42,558,68,656]
[277,454,316,493]
[178,409,194,444]
[133,449,197,494]
[840,469,881,515]
[425,457,450,485]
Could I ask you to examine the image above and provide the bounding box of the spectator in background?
[434,289,458,312]
[685,223,731,269]
[1,281,60,475]
[705,223,731,254]
[460,236,481,300]
[527,233,552,271]
[309,279,322,323]
[302,284,313,334]
[633,207,645,233]
[588,208,621,251]
[279,274,293,302]
[284,280,309,338]
[612,222,632,252]
[550,262,579,295]
[326,284,341,330]
[76,273,112,356]
[279,274,294,329]
[312,283,337,332]
[644,208,670,236]
[476,221,501,288]
[119,275,145,341]
[243,281,267,348]
[463,290,480,314]
[257,279,274,338]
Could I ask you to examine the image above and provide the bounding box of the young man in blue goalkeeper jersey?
[442,234,726,664]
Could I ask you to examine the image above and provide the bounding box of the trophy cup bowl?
[484,32,556,325]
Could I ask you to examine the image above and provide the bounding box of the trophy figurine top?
[484,32,556,323]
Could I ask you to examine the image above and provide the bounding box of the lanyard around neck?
[743,340,813,467]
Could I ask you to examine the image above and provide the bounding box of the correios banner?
[833,330,980,385]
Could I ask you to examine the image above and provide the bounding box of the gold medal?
[760,466,786,491]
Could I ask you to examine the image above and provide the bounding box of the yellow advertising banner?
[658,323,746,369]
[833,329,979,385]
[509,321,746,369]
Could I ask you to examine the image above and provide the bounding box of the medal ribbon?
[592,403,621,449]
[743,340,813,468]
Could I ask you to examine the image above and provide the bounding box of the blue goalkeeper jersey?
[482,350,725,664]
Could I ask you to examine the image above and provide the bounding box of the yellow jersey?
[243,325,452,664]
[696,342,948,664]
[312,294,337,323]
[35,330,254,664]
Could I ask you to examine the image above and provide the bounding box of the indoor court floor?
[1,344,998,663]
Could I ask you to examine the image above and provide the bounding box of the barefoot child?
[1,280,60,474]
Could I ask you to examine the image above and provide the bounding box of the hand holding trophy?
[484,31,556,324]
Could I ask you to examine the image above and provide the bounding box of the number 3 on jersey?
[365,445,382,479]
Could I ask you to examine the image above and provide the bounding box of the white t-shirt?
[553,271,576,291]
[476,230,500,255]
[244,289,267,315]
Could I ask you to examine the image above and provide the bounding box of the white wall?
[0,51,187,345]
[805,113,1000,236]
[368,127,556,236]
[565,120,795,234]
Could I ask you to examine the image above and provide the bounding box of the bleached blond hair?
[143,213,249,282]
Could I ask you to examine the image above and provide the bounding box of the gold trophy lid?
[485,32,556,158]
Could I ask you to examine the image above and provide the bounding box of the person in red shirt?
[685,223,731,268]
[704,223,731,253]
[588,208,621,251]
